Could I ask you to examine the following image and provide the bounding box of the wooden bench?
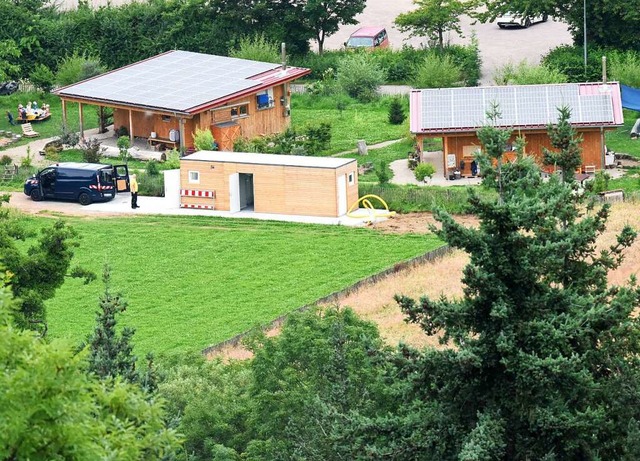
[21,123,39,138]
[148,137,178,150]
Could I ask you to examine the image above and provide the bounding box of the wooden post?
[129,109,134,142]
[61,99,67,126]
[179,118,185,152]
[78,103,84,139]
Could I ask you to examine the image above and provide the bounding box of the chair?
[21,123,39,138]
[584,165,596,174]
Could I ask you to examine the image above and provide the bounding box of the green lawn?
[291,94,410,154]
[0,91,99,149]
[605,109,640,158]
[38,214,441,357]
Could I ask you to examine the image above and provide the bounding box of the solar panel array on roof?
[57,51,283,113]
[420,84,615,131]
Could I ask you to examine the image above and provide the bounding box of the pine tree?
[388,97,406,125]
[394,109,640,459]
[543,105,583,183]
[85,265,138,384]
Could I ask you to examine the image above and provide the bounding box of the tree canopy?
[395,0,476,49]
[394,108,640,459]
[0,282,180,459]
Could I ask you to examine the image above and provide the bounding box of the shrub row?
[291,44,481,87]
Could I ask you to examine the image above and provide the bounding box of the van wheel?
[30,189,42,201]
[78,193,92,206]
[524,18,531,28]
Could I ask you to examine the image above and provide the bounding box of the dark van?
[24,162,130,205]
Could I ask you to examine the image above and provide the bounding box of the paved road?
[60,0,572,84]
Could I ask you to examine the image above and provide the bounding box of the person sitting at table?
[17,104,26,120]
[32,101,39,111]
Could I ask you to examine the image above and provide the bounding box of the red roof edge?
[185,67,311,114]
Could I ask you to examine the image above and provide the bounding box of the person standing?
[130,174,139,209]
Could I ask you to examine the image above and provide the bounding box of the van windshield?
[99,169,114,184]
[347,37,374,47]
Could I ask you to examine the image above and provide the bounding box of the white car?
[497,12,548,28]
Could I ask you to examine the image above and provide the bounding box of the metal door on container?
[337,174,347,216]
[229,173,240,213]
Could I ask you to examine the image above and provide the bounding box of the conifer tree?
[388,97,406,125]
[394,109,640,459]
[543,105,583,183]
[85,265,138,384]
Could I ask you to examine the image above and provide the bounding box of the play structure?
[346,194,396,222]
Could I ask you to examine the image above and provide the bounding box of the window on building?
[189,170,200,184]
[256,88,275,110]
[348,171,355,185]
[231,103,249,119]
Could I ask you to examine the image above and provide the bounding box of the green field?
[37,214,440,357]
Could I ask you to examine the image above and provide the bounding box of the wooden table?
[148,137,178,150]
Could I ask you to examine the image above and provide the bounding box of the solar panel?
[58,51,282,112]
[419,83,615,131]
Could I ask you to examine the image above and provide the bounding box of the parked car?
[496,12,548,28]
[345,26,389,50]
[24,162,130,205]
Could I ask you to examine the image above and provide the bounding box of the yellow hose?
[346,194,396,222]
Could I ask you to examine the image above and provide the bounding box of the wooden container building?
[180,151,359,217]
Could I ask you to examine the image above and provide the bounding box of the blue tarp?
[621,84,640,111]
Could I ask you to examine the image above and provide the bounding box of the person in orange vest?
[130,174,139,209]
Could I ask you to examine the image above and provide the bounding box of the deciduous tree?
[303,0,366,54]
[394,0,476,50]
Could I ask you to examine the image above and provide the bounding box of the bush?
[412,54,463,88]
[0,155,12,166]
[229,34,280,63]
[117,136,131,164]
[59,124,79,147]
[56,52,106,86]
[609,50,640,87]
[304,122,331,155]
[414,162,436,182]
[164,150,181,169]
[374,160,391,184]
[192,128,215,151]
[337,53,384,103]
[30,64,56,93]
[388,97,406,125]
[542,45,603,83]
[78,137,104,163]
[586,171,610,194]
[146,159,160,176]
[115,125,129,137]
[138,171,164,197]
[493,60,567,85]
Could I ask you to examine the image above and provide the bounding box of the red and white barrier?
[180,189,215,198]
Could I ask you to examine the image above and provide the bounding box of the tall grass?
[360,183,497,214]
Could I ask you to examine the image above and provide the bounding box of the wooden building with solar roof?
[54,50,310,151]
[410,82,624,178]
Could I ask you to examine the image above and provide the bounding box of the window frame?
[188,170,200,184]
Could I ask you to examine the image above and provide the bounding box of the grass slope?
[40,214,440,356]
